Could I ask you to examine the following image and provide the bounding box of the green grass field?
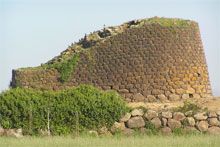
[0,134,219,147]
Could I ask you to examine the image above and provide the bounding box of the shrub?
[47,53,80,82]
[0,85,128,135]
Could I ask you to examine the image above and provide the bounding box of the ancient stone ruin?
[11,17,212,102]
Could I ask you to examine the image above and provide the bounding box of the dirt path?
[127,97,220,112]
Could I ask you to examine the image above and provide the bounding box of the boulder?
[183,126,198,132]
[185,110,193,116]
[5,128,23,137]
[133,93,145,102]
[99,126,108,134]
[207,127,220,135]
[176,89,184,94]
[150,117,161,129]
[144,110,158,120]
[186,117,195,127]
[160,127,172,135]
[127,117,145,128]
[193,94,200,98]
[208,118,220,126]
[39,129,51,136]
[152,89,163,95]
[157,94,167,101]
[169,94,180,101]
[161,111,172,119]
[110,122,125,133]
[146,95,156,102]
[0,127,5,136]
[173,112,185,121]
[118,89,129,93]
[120,113,131,122]
[182,94,189,100]
[161,118,167,127]
[16,128,23,137]
[168,119,182,130]
[186,88,195,94]
[208,112,217,118]
[194,112,208,120]
[196,121,208,132]
[121,128,135,136]
[216,111,220,116]
[131,109,144,117]
[139,128,152,134]
[6,129,16,137]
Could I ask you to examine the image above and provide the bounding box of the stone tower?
[11,17,212,102]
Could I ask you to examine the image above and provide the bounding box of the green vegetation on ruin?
[18,17,195,82]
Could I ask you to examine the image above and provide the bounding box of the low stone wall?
[1,109,220,137]
[110,109,220,135]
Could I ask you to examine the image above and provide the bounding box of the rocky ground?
[127,97,220,111]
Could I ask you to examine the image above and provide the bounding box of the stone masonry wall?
[110,109,220,135]
[1,109,220,136]
[11,22,212,102]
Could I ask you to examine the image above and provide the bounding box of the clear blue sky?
[0,0,219,96]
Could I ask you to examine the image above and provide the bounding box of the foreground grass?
[0,134,220,147]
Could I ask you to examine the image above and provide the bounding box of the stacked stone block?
[110,109,220,135]
[11,20,212,102]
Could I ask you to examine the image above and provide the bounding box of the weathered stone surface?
[218,116,220,121]
[139,127,152,134]
[127,117,145,128]
[160,127,172,135]
[0,127,5,136]
[161,111,172,119]
[168,119,182,130]
[176,89,184,94]
[186,88,195,94]
[157,94,167,101]
[6,128,23,137]
[152,89,163,95]
[131,109,144,117]
[194,112,208,120]
[186,117,195,127]
[183,126,198,132]
[193,94,200,98]
[110,122,125,133]
[133,93,145,102]
[162,118,167,127]
[181,94,189,100]
[208,112,217,118]
[196,121,208,132]
[208,118,220,126]
[118,89,129,93]
[173,112,185,121]
[121,128,135,136]
[216,111,220,116]
[150,117,162,129]
[144,110,158,120]
[146,95,156,102]
[99,126,108,134]
[39,129,51,136]
[169,94,180,101]
[185,110,193,116]
[207,126,220,135]
[120,113,131,122]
